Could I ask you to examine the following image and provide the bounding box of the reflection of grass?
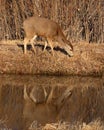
[0,118,12,130]
[0,119,104,130]
[29,120,104,130]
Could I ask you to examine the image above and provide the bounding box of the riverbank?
[0,41,104,76]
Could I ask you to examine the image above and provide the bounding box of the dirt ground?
[0,40,104,76]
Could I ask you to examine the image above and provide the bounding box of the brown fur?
[23,16,73,56]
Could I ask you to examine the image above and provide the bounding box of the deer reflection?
[23,85,58,125]
[0,75,104,129]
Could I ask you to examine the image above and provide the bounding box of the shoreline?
[0,41,104,76]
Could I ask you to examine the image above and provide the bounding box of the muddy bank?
[0,41,104,76]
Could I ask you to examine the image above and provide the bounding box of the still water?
[0,75,104,130]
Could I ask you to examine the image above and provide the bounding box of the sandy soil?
[0,40,104,76]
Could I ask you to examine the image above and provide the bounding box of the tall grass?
[0,0,103,43]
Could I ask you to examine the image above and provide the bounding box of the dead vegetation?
[0,1,103,75]
[0,40,103,76]
[0,0,104,43]
[0,119,104,130]
[41,120,104,130]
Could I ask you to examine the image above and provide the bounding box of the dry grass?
[0,119,104,130]
[0,40,103,76]
[0,40,23,45]
[28,120,104,130]
[0,0,103,43]
[0,119,12,130]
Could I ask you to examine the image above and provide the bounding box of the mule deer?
[23,16,73,56]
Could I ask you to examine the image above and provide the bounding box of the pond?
[0,75,104,130]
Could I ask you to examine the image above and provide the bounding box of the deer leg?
[30,35,37,54]
[47,38,54,56]
[31,42,36,54]
[43,41,48,51]
[24,38,29,54]
[33,35,37,41]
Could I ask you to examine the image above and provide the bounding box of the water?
[0,75,104,130]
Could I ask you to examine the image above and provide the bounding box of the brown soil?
[0,41,104,76]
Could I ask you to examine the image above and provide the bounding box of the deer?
[23,16,73,56]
